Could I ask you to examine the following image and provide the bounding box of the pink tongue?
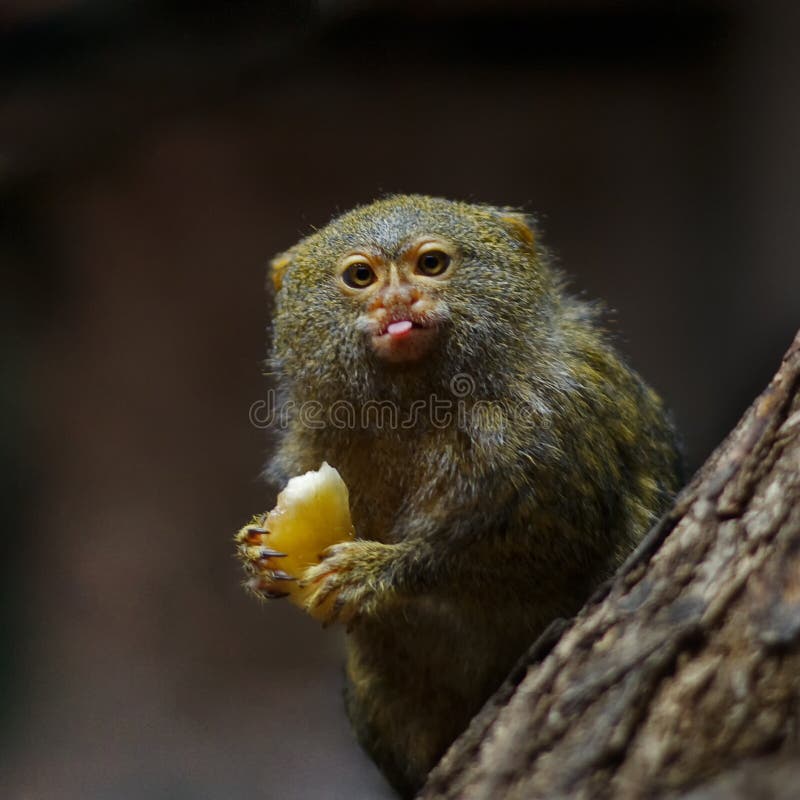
[387,320,414,338]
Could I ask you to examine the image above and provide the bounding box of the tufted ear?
[269,250,293,293]
[497,210,537,249]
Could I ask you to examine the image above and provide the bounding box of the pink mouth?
[371,316,438,362]
[375,317,431,340]
[386,320,414,338]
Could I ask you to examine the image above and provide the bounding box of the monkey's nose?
[370,284,420,312]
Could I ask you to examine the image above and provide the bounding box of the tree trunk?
[420,330,800,800]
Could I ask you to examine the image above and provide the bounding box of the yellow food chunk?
[239,462,354,616]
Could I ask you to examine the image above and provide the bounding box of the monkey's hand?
[299,540,399,627]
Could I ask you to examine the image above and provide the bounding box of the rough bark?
[420,329,800,800]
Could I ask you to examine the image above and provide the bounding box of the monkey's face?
[269,195,555,399]
[338,236,454,364]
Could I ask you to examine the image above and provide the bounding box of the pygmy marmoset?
[241,195,682,798]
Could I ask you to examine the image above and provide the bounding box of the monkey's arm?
[298,440,647,628]
[298,484,522,626]
[298,538,418,625]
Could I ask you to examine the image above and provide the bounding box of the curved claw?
[259,547,287,559]
[236,522,270,546]
[263,590,290,600]
[247,526,268,535]
[270,570,297,582]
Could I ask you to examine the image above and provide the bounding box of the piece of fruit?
[236,462,354,617]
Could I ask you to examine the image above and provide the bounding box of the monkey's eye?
[416,250,451,277]
[342,262,376,289]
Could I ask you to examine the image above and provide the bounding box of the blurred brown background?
[2,1,798,798]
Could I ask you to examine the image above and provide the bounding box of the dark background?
[2,1,798,798]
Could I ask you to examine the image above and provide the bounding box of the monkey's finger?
[245,575,290,600]
[318,542,353,561]
[298,564,338,589]
[236,523,270,546]
[237,544,288,580]
[305,575,342,611]
[331,592,364,629]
